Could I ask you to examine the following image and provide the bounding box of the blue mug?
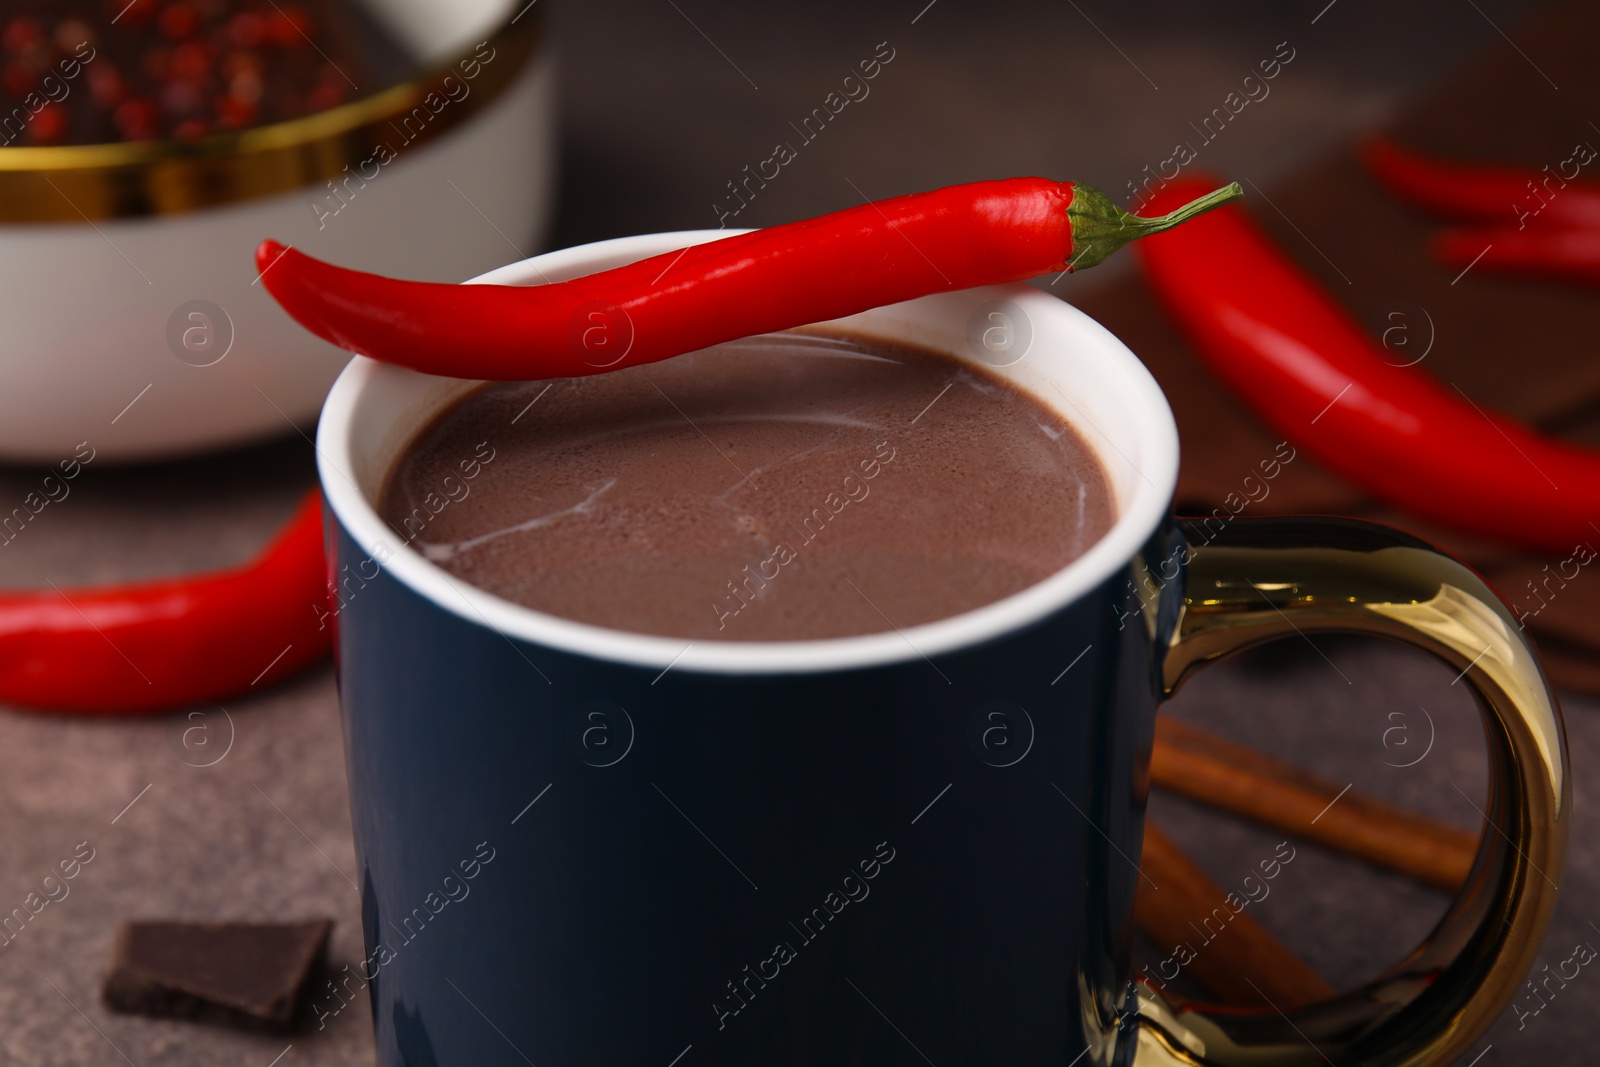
[317,231,1568,1066]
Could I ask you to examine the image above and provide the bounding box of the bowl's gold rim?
[0,69,481,174]
[0,7,543,222]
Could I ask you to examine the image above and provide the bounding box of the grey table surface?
[3,1,1591,1064]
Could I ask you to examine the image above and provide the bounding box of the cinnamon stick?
[1136,821,1335,1008]
[1150,718,1478,892]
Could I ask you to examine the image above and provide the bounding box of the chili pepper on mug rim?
[1362,134,1600,229]
[0,489,330,713]
[256,178,1242,380]
[1136,175,1600,555]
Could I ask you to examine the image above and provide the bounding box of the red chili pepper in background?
[0,490,330,713]
[1362,134,1600,229]
[1432,224,1600,289]
[1136,176,1600,555]
[256,178,1242,380]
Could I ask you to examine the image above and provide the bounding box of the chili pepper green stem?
[1066,181,1244,271]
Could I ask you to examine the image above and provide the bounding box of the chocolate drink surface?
[379,330,1116,641]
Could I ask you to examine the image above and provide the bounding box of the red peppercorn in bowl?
[0,0,553,461]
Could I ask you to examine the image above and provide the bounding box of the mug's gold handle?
[1133,517,1569,1067]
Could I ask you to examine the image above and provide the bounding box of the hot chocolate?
[379,329,1115,641]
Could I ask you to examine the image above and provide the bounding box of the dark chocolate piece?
[102,919,332,1031]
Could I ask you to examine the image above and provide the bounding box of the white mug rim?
[316,230,1180,675]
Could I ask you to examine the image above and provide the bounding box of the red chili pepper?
[256,178,1243,380]
[1362,134,1600,229]
[0,490,330,714]
[1431,224,1600,289]
[1136,175,1600,554]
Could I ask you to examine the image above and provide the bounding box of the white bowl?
[0,0,554,463]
